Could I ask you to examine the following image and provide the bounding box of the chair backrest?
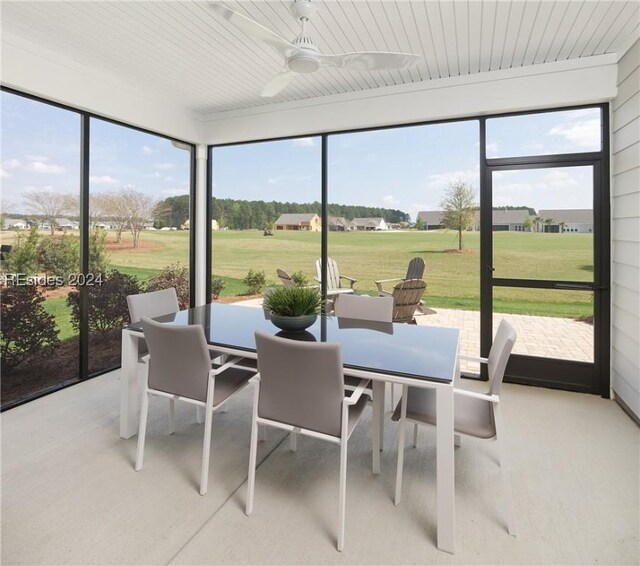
[405,257,426,280]
[487,320,517,396]
[255,331,344,438]
[127,288,179,323]
[391,279,426,323]
[141,317,211,402]
[276,269,296,288]
[334,294,393,322]
[316,257,341,290]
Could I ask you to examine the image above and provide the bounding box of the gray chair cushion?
[391,387,496,439]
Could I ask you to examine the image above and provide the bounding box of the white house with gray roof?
[349,217,388,231]
[539,209,593,233]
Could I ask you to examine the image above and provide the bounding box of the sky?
[2,91,599,220]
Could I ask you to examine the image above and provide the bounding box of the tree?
[93,190,130,243]
[544,218,553,233]
[123,189,158,248]
[534,216,542,233]
[23,190,75,235]
[440,179,477,250]
[414,217,425,230]
[559,221,566,234]
[523,216,535,232]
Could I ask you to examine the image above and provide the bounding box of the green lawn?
[3,228,595,323]
[211,229,593,317]
[42,297,76,341]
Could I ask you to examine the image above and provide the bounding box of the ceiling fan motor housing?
[288,32,320,73]
[290,0,316,21]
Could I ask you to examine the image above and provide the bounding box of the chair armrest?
[374,277,403,293]
[344,378,370,406]
[459,354,489,364]
[249,374,260,385]
[455,388,499,404]
[340,275,357,288]
[210,356,256,375]
[140,354,150,364]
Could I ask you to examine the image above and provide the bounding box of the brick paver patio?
[233,299,594,374]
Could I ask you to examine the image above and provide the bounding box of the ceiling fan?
[210,1,421,97]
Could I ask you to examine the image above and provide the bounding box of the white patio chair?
[247,331,371,551]
[392,319,518,536]
[135,317,254,495]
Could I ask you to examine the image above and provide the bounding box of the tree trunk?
[458,228,462,250]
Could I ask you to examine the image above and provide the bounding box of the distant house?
[416,211,444,230]
[491,210,531,232]
[538,209,593,233]
[93,221,111,229]
[273,213,321,231]
[55,218,78,230]
[350,217,388,231]
[4,218,28,230]
[327,216,349,231]
[181,219,219,230]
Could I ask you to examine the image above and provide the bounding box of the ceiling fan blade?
[209,3,297,57]
[319,51,420,72]
[261,69,297,97]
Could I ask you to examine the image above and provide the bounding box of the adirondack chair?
[315,258,357,297]
[374,257,425,295]
[391,279,427,324]
[276,268,296,288]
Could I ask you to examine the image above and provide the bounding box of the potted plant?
[263,286,321,332]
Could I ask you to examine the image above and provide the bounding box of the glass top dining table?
[121,302,459,553]
[126,302,460,384]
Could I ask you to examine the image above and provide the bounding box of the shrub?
[211,277,226,300]
[89,228,109,274]
[290,271,309,287]
[38,234,79,279]
[67,269,142,335]
[146,263,189,309]
[262,286,321,317]
[243,269,266,294]
[3,227,40,275]
[0,285,60,370]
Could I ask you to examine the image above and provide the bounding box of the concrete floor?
[2,369,638,565]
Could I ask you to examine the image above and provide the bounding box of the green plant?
[1,284,60,370]
[89,228,109,274]
[67,269,142,335]
[211,277,226,299]
[38,234,79,279]
[290,271,309,287]
[243,268,266,294]
[263,286,321,317]
[146,263,189,308]
[3,227,40,275]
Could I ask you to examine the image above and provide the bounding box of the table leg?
[436,384,455,554]
[371,381,383,474]
[120,330,139,439]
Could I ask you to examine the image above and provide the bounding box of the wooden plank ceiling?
[2,1,638,115]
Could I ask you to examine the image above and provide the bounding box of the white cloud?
[425,168,479,192]
[485,142,499,156]
[26,154,49,162]
[291,137,315,148]
[161,187,188,197]
[30,161,65,174]
[548,118,600,148]
[3,159,21,170]
[382,194,399,205]
[142,145,153,156]
[266,174,312,186]
[0,169,8,178]
[164,176,173,182]
[154,163,175,170]
[90,175,118,185]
